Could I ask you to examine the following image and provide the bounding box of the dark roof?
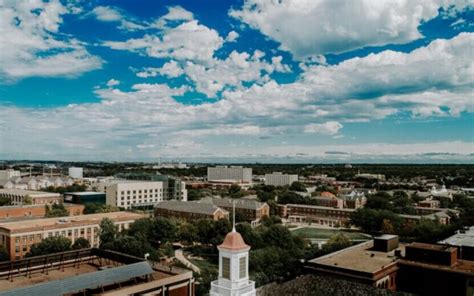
[0,261,153,296]
[156,200,226,215]
[211,198,267,210]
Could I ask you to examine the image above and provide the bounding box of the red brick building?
[0,203,84,219]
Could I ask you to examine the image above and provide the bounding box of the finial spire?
[232,199,236,232]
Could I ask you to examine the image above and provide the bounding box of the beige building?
[104,181,164,209]
[207,166,252,183]
[0,169,20,181]
[0,211,144,260]
[264,172,298,187]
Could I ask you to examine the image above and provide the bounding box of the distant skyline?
[0,0,473,163]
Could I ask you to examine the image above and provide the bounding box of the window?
[222,257,230,279]
[239,257,247,279]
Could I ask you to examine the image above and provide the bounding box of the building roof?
[308,240,404,274]
[219,231,249,251]
[0,189,60,198]
[0,261,153,296]
[64,191,105,196]
[156,200,227,216]
[286,204,355,212]
[210,198,267,210]
[0,211,144,233]
[439,226,474,247]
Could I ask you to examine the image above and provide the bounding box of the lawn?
[291,227,370,240]
[189,258,218,271]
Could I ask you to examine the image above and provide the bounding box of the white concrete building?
[207,166,252,183]
[104,181,164,209]
[68,167,83,179]
[0,170,20,181]
[264,172,298,187]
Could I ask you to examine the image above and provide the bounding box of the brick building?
[310,196,344,209]
[205,198,269,225]
[0,189,62,205]
[0,203,84,219]
[0,211,144,260]
[155,200,229,221]
[279,204,354,227]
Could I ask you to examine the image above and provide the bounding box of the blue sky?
[0,0,473,163]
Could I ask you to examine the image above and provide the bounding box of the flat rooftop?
[439,227,474,247]
[64,191,104,196]
[308,241,405,274]
[0,212,145,233]
[407,242,456,252]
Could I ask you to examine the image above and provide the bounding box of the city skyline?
[0,0,473,162]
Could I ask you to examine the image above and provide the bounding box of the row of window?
[120,189,162,195]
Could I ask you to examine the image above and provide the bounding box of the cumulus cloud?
[225,30,239,42]
[88,6,146,31]
[103,20,224,64]
[230,0,473,59]
[0,1,102,80]
[106,79,120,87]
[304,121,343,135]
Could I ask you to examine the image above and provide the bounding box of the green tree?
[0,197,11,206]
[322,233,351,253]
[27,236,72,257]
[23,195,32,205]
[289,181,306,192]
[72,237,91,249]
[99,218,119,248]
[365,195,393,211]
[152,217,178,244]
[83,203,119,214]
[179,222,198,245]
[45,202,69,218]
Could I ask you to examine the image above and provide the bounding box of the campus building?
[0,203,84,220]
[103,181,164,209]
[203,198,270,226]
[0,189,62,205]
[0,248,194,296]
[311,196,344,209]
[0,211,144,260]
[116,173,188,201]
[279,204,355,227]
[306,235,474,295]
[155,200,229,221]
[0,169,20,181]
[207,166,252,183]
[264,172,298,187]
[63,191,106,204]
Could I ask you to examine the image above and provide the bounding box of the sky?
[0,0,473,163]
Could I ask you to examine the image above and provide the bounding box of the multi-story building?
[0,211,144,260]
[306,235,402,291]
[264,172,298,187]
[68,167,83,179]
[155,200,229,221]
[0,203,84,219]
[279,204,355,227]
[306,235,474,295]
[205,198,270,226]
[417,198,440,208]
[0,189,62,205]
[310,196,344,209]
[439,226,474,261]
[117,173,187,201]
[207,166,252,183]
[0,169,20,181]
[0,175,74,190]
[63,191,106,204]
[104,181,164,209]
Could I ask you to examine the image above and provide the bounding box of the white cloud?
[225,30,239,42]
[106,79,120,87]
[304,121,343,135]
[89,6,146,31]
[103,20,224,64]
[230,0,473,59]
[0,1,102,80]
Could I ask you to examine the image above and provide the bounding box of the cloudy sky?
[0,0,473,163]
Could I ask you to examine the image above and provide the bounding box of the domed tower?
[210,202,256,296]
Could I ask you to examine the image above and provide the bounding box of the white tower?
[210,203,256,296]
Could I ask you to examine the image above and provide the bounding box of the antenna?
[232,199,236,232]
